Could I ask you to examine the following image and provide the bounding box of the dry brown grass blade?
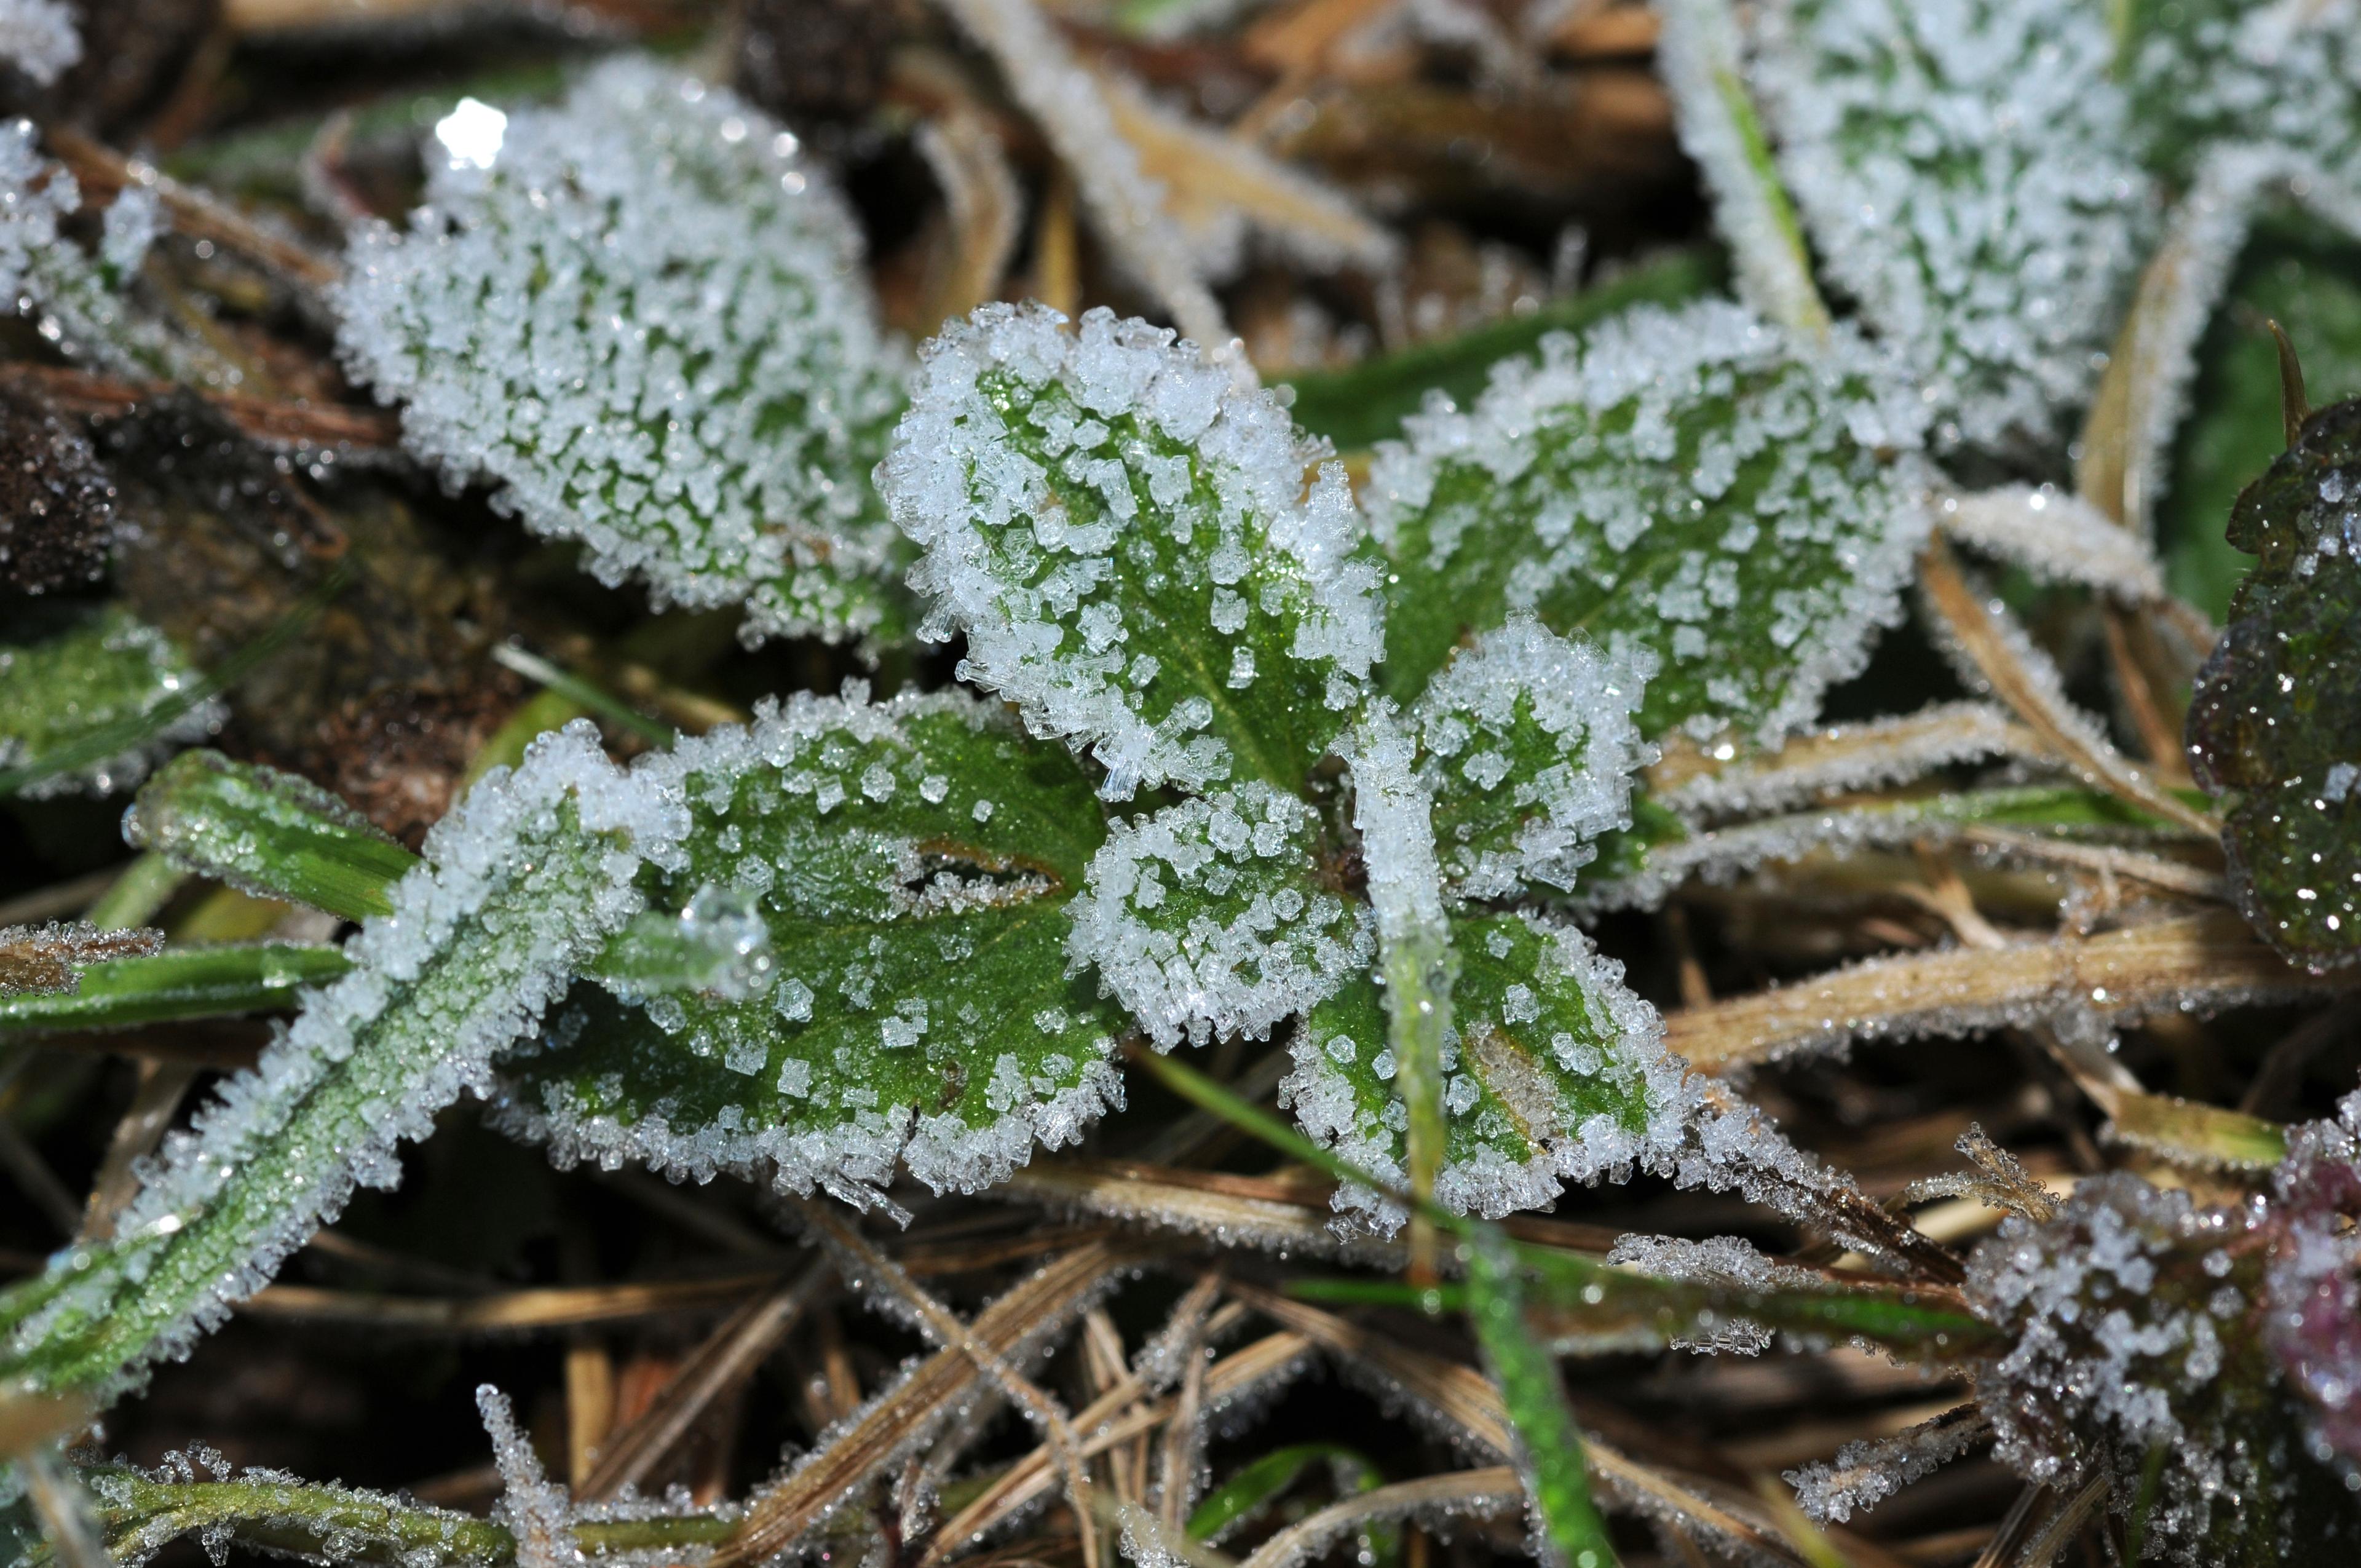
[916,100,1024,327]
[579,1264,827,1500]
[1916,540,2215,836]
[1955,826,2225,902]
[1225,1285,1809,1565]
[1667,911,2344,1072]
[78,1059,201,1241]
[1234,1468,1523,1568]
[717,1240,1144,1568]
[921,1323,1303,1564]
[1646,702,2044,812]
[0,363,400,449]
[46,127,339,288]
[240,1270,797,1331]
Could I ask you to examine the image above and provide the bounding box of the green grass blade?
[127,751,421,922]
[0,943,349,1037]
[1464,1233,1617,1568]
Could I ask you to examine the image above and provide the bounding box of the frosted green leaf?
[127,750,418,923]
[1744,0,2157,451]
[1066,782,1372,1048]
[0,601,224,800]
[1368,299,1931,741]
[1283,909,1686,1228]
[2125,0,2361,192]
[0,724,679,1398]
[494,688,1133,1202]
[336,57,912,647]
[1408,616,1651,902]
[880,303,1386,801]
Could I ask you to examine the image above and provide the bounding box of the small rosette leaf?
[495,689,1134,1202]
[1369,299,1931,743]
[881,303,1386,800]
[1066,782,1374,1049]
[1408,616,1653,902]
[336,57,911,646]
[1283,911,1683,1229]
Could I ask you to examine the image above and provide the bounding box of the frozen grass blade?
[126,751,420,923]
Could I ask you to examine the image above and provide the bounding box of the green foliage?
[1463,1235,1615,1568]
[2123,0,2361,188]
[1185,1445,1384,1545]
[2186,397,2361,970]
[0,942,348,1038]
[1366,299,1930,739]
[0,603,221,800]
[127,751,420,922]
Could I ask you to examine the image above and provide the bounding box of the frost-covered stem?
[932,0,1233,352]
[1651,0,1830,339]
[46,1467,738,1568]
[1345,705,1455,1275]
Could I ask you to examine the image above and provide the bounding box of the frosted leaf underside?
[336,57,910,646]
[1748,0,2156,452]
[880,303,1386,800]
[496,690,1134,1199]
[1409,615,1651,901]
[1368,299,1929,742]
[0,601,223,799]
[1066,782,1372,1048]
[1284,910,1685,1227]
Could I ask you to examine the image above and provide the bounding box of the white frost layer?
[1067,782,1374,1048]
[39,724,681,1395]
[1749,0,2157,451]
[1411,615,1653,900]
[1940,486,2167,603]
[337,57,909,646]
[882,302,1385,799]
[1367,297,1932,744]
[0,0,78,84]
[1658,701,2030,822]
[1785,1407,1991,1523]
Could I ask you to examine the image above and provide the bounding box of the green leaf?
[0,725,671,1396]
[494,689,1135,1201]
[0,603,223,801]
[1367,299,1929,740]
[126,751,421,923]
[1066,782,1371,1048]
[1463,1233,1616,1568]
[2186,396,2361,970]
[1286,909,1681,1226]
[2124,0,2361,189]
[881,303,1386,800]
[335,56,912,646]
[1409,617,1650,901]
[0,943,349,1038]
[1743,0,2154,450]
[2159,213,2361,620]
[1276,252,1725,453]
[1186,1445,1384,1546]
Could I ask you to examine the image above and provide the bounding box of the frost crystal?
[337,57,910,646]
[1067,782,1372,1048]
[1940,486,2167,603]
[1747,0,2157,451]
[1607,1232,1829,1353]
[0,0,80,83]
[497,688,1131,1202]
[1367,298,1931,741]
[882,303,1385,799]
[1784,1406,1991,1523]
[1409,616,1653,900]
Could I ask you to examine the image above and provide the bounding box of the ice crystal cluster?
[338,58,911,646]
[0,0,78,85]
[1966,1127,2361,1564]
[1746,0,2156,452]
[1366,299,1931,740]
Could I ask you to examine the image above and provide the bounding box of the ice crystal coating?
[1784,1407,1991,1524]
[2268,1091,2361,1476]
[1606,1232,1827,1353]
[1367,299,1931,741]
[1067,782,1372,1048]
[2,724,680,1397]
[2126,0,2361,192]
[1653,700,2030,822]
[1747,0,2157,451]
[0,601,224,799]
[1284,909,1687,1227]
[882,303,1386,799]
[0,922,163,997]
[2186,396,2361,970]
[1408,615,1653,900]
[337,57,910,647]
[1940,486,2168,602]
[0,0,80,83]
[497,688,1130,1203]
[1968,1172,2361,1564]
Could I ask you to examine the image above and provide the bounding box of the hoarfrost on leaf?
[336,57,911,647]
[882,302,1386,799]
[1066,782,1372,1048]
[0,601,225,799]
[497,688,1132,1202]
[1744,0,2158,452]
[1367,298,1931,742]
[2125,0,2361,195]
[1408,615,1653,900]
